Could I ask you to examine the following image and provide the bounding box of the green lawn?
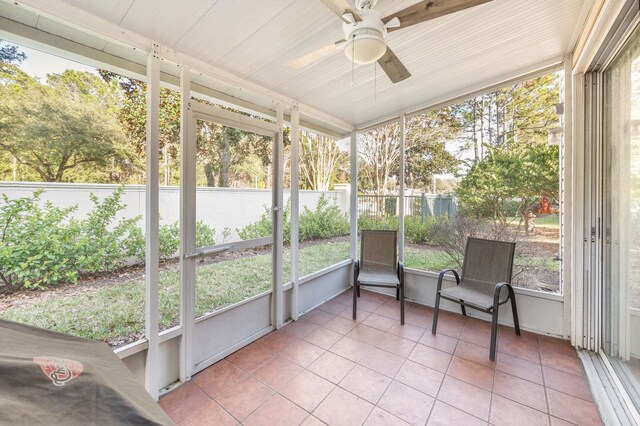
[0,238,560,347]
[533,215,560,226]
[0,241,350,346]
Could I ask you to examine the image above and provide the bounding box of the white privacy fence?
[0,182,349,241]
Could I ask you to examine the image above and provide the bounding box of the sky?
[11,42,98,80]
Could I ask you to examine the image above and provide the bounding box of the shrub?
[158,221,216,260]
[357,214,436,245]
[357,214,398,232]
[299,195,349,242]
[73,187,144,273]
[0,190,79,290]
[195,221,216,247]
[237,202,289,242]
[159,223,180,259]
[238,194,348,244]
[404,216,435,244]
[427,216,544,284]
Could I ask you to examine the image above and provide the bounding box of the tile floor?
[159,289,602,426]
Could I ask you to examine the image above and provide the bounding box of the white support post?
[571,72,586,348]
[562,56,573,340]
[179,64,195,382]
[144,43,160,400]
[350,131,358,266]
[273,103,285,328]
[399,115,406,262]
[290,108,300,320]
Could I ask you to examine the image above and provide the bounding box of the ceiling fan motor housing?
[355,0,378,10]
[342,9,388,64]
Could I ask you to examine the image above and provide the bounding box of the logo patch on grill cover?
[33,356,84,387]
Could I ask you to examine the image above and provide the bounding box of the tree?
[358,123,400,195]
[358,109,462,195]
[404,109,461,190]
[0,67,133,182]
[299,132,348,190]
[100,70,182,184]
[456,143,559,230]
[0,40,26,65]
[455,74,560,163]
[454,73,561,230]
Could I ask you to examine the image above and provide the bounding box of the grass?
[534,214,560,226]
[0,238,560,346]
[404,246,457,271]
[0,241,350,346]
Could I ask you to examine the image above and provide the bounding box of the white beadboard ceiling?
[1,0,591,130]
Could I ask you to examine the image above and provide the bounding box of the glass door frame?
[179,100,283,381]
[579,5,640,421]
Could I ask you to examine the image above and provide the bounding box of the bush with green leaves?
[357,214,398,232]
[73,187,144,273]
[357,214,436,245]
[0,190,80,291]
[299,195,349,241]
[238,194,348,243]
[0,187,218,291]
[158,221,216,260]
[159,222,180,259]
[0,188,146,290]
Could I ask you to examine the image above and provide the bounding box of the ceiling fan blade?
[382,0,493,32]
[285,43,339,70]
[320,0,362,23]
[377,47,411,84]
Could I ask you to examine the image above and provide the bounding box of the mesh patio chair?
[432,237,519,361]
[353,230,404,324]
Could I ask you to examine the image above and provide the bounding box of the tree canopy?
[0,39,560,208]
[455,74,561,225]
[0,66,133,182]
[358,108,462,195]
[0,40,26,65]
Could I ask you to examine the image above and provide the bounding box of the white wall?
[0,182,348,240]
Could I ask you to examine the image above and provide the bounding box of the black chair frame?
[431,239,520,361]
[352,230,405,324]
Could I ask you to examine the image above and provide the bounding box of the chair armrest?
[437,269,460,291]
[397,262,404,282]
[493,282,512,306]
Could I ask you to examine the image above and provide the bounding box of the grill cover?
[0,319,174,425]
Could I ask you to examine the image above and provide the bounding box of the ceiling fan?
[289,0,493,84]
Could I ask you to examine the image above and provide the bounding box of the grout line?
[425,318,462,424]
[183,300,582,425]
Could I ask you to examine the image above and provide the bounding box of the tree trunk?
[472,99,478,162]
[480,96,485,157]
[219,130,231,187]
[495,96,501,146]
[204,162,216,187]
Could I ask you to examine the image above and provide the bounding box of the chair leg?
[508,286,521,335]
[399,285,405,325]
[460,302,467,316]
[396,286,399,301]
[432,292,441,334]
[353,282,358,320]
[490,305,500,361]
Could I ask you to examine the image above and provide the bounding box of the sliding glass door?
[602,21,640,411]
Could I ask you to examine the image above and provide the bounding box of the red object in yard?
[538,196,551,215]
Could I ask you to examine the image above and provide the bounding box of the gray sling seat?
[353,230,405,324]
[432,237,520,361]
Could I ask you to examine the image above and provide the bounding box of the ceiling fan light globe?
[344,32,387,64]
